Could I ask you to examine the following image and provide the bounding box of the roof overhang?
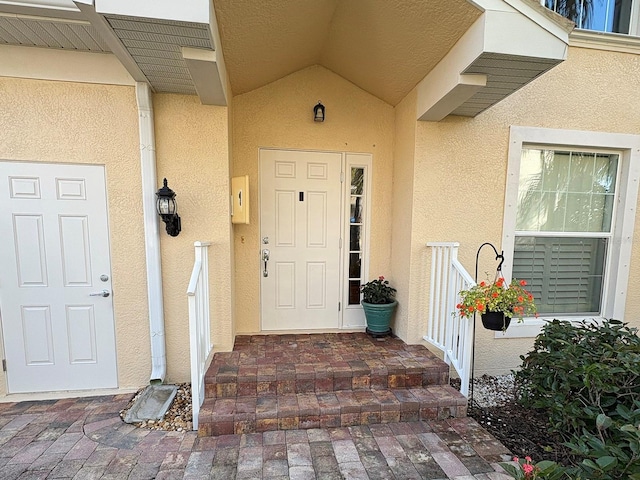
[416,0,572,121]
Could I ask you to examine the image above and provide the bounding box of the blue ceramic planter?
[362,300,398,335]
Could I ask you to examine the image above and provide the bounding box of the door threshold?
[247,327,366,335]
[0,386,139,403]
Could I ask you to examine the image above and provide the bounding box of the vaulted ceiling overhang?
[417,0,573,121]
[0,0,571,117]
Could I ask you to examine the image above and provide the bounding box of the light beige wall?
[0,77,148,394]
[410,46,640,375]
[390,90,418,341]
[153,93,233,382]
[232,65,395,333]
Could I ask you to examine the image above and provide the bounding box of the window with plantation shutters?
[512,148,618,316]
[502,127,640,336]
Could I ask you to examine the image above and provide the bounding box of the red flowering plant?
[499,456,564,479]
[456,277,537,319]
[360,276,397,305]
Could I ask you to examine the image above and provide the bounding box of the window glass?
[515,147,618,315]
[348,167,365,305]
[544,0,632,34]
[517,149,617,233]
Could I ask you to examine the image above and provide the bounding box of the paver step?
[204,335,450,399]
[197,385,467,437]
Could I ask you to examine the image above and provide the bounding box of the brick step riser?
[197,392,467,437]
[205,370,450,399]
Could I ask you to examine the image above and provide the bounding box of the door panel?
[261,150,342,330]
[0,161,117,393]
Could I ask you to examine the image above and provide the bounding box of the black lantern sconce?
[156,178,181,237]
[313,101,325,122]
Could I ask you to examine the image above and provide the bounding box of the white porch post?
[136,81,167,383]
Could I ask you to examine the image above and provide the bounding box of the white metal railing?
[425,242,476,397]
[187,241,213,430]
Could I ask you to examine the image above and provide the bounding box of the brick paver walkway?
[0,394,513,479]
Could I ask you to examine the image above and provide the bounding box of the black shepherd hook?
[470,242,504,408]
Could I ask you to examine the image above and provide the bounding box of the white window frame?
[500,126,640,338]
[545,0,640,36]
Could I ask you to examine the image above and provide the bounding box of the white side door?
[260,149,342,330]
[0,162,118,393]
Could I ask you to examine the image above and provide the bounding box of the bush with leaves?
[513,319,640,480]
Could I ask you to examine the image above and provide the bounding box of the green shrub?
[513,319,640,479]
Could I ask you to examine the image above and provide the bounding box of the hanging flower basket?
[457,277,537,331]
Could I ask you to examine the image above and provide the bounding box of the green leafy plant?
[457,277,537,319]
[360,276,396,304]
[514,319,640,479]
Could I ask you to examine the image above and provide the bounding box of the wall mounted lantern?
[313,101,325,122]
[156,178,181,237]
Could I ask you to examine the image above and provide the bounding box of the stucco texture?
[153,93,233,383]
[232,65,395,334]
[390,90,417,341]
[410,46,640,375]
[0,77,148,395]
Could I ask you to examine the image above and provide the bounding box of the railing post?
[188,241,212,431]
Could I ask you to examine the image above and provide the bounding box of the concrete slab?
[123,385,178,423]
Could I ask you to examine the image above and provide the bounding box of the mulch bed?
[467,395,576,466]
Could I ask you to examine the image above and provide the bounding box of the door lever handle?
[89,289,110,297]
[262,249,270,277]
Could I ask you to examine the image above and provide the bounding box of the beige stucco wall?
[153,93,233,382]
[232,65,395,333]
[409,46,640,375]
[0,77,148,395]
[390,90,418,341]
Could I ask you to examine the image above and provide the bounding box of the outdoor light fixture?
[313,101,325,122]
[156,178,181,237]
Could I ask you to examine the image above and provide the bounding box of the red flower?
[518,296,524,302]
[480,281,486,287]
[492,292,499,298]
[519,279,527,286]
[496,278,504,287]
[378,276,384,281]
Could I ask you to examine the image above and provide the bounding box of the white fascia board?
[418,75,486,122]
[483,10,568,60]
[207,0,228,99]
[182,47,227,106]
[0,44,134,85]
[94,0,209,24]
[0,0,78,11]
[416,16,486,121]
[468,0,573,40]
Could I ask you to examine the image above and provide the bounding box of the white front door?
[0,162,118,393]
[260,149,342,330]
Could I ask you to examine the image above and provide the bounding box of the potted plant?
[456,277,537,331]
[360,276,397,337]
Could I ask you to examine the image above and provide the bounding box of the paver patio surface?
[0,394,513,479]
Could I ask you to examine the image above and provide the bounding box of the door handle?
[89,290,110,297]
[262,249,270,277]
